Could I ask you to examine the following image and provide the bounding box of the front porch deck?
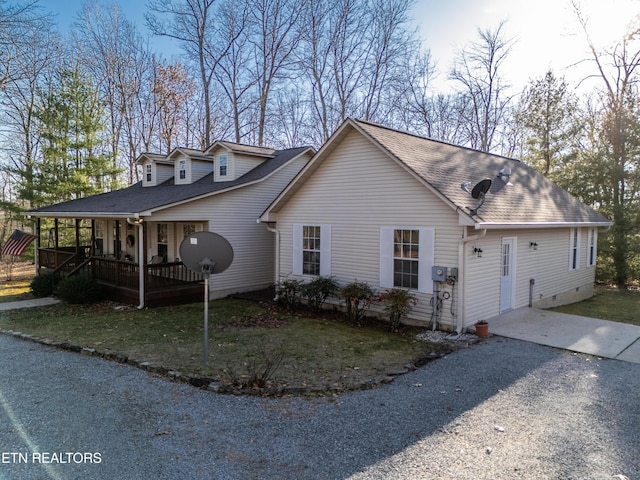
[39,248,205,307]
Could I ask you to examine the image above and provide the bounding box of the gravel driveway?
[0,333,638,479]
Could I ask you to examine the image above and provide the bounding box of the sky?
[42,0,640,93]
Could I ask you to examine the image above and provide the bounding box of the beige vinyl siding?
[233,153,266,178]
[151,154,310,298]
[191,159,213,181]
[464,227,597,324]
[276,129,462,327]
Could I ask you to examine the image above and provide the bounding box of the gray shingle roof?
[28,146,312,217]
[353,119,611,226]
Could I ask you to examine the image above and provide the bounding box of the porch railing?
[91,257,204,290]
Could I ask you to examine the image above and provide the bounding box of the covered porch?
[34,216,207,307]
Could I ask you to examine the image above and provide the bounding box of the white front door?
[500,237,516,312]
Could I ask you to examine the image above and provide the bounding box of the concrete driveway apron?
[488,307,640,364]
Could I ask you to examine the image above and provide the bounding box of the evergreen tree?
[516,71,581,186]
[33,65,120,205]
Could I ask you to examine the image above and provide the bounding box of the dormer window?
[178,159,186,180]
[219,154,228,177]
[146,164,152,182]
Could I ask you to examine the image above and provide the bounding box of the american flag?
[1,229,37,256]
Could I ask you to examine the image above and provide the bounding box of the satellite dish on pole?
[179,231,233,275]
[179,232,234,365]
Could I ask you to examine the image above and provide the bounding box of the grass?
[0,297,448,392]
[0,279,33,303]
[549,285,640,326]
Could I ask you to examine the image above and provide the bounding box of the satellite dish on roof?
[471,179,492,199]
[179,231,233,366]
[461,179,492,216]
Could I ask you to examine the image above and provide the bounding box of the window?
[157,223,168,262]
[587,228,598,267]
[302,226,321,275]
[219,154,228,177]
[569,227,581,270]
[293,224,331,276]
[393,229,419,289]
[380,227,434,294]
[146,164,152,182]
[178,159,186,180]
[94,221,104,255]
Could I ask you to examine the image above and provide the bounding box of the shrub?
[30,273,60,298]
[275,277,304,310]
[340,280,374,324]
[376,288,418,332]
[301,276,339,311]
[54,275,102,304]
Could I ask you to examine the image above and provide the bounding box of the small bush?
[30,273,60,298]
[276,277,304,310]
[340,280,374,324]
[375,288,418,332]
[54,275,102,304]
[302,276,339,311]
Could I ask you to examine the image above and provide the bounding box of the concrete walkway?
[0,297,59,311]
[488,307,640,364]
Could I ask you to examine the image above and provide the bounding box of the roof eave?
[474,221,613,230]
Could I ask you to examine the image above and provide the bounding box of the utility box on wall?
[432,266,447,282]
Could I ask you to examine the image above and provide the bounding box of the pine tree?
[33,65,120,205]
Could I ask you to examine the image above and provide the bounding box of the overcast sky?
[45,0,640,93]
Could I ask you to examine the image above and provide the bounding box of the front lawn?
[0,298,450,393]
[549,285,640,326]
[0,279,33,303]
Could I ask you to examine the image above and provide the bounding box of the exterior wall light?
[530,242,538,250]
[474,247,483,258]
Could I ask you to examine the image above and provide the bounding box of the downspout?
[127,216,145,309]
[457,227,487,334]
[263,221,280,300]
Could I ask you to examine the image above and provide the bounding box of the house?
[259,119,612,332]
[26,141,314,307]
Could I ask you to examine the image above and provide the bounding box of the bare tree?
[73,1,155,183]
[152,62,197,153]
[573,2,640,287]
[0,4,60,211]
[248,0,302,146]
[450,21,515,152]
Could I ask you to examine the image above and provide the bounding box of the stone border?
[0,327,479,397]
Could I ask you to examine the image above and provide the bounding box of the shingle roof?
[210,141,275,157]
[352,119,611,226]
[28,146,312,218]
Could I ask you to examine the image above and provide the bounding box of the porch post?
[75,218,81,255]
[114,220,120,286]
[90,220,96,257]
[137,221,145,309]
[35,218,41,276]
[54,218,59,267]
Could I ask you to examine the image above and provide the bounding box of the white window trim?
[569,227,582,271]
[292,224,331,276]
[587,228,598,267]
[380,227,434,294]
[178,159,187,181]
[217,154,230,180]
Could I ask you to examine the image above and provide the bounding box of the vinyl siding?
[150,153,310,298]
[276,129,462,327]
[465,227,597,324]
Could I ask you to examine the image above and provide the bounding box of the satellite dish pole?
[180,232,234,365]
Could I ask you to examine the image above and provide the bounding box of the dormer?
[204,141,276,182]
[136,153,174,187]
[167,148,214,185]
